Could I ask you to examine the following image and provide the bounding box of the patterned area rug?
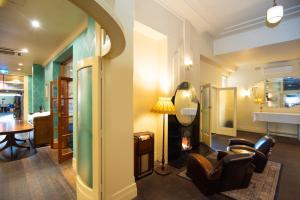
[178,161,281,200]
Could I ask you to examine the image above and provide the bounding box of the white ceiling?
[156,0,300,37]
[0,0,87,74]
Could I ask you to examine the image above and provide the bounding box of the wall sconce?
[184,58,193,70]
[241,89,251,97]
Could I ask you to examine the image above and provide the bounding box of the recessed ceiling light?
[17,68,21,71]
[18,63,23,66]
[31,20,40,28]
[21,48,29,53]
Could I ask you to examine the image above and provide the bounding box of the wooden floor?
[0,146,76,200]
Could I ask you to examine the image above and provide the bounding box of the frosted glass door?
[216,87,237,136]
[77,67,93,188]
[200,85,212,147]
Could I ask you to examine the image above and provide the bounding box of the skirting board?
[72,158,77,171]
[111,183,137,200]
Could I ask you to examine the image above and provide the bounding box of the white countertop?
[253,112,300,124]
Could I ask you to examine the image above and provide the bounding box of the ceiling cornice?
[42,19,88,66]
[219,4,300,37]
[153,0,185,22]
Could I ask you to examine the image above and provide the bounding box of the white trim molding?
[111,183,137,200]
[72,158,77,171]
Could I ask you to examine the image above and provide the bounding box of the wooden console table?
[0,120,33,159]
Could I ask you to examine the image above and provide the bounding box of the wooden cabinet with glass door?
[50,77,73,163]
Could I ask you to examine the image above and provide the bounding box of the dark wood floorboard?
[136,131,300,200]
[0,145,76,200]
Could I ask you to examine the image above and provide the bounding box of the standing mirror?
[168,81,200,168]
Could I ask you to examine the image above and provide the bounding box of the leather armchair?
[186,152,255,196]
[227,135,275,173]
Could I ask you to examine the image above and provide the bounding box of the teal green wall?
[32,64,45,112]
[43,17,96,158]
[72,17,96,158]
[28,75,33,113]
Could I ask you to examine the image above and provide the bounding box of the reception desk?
[253,112,300,140]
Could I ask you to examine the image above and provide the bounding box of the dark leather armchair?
[186,152,255,195]
[227,135,275,173]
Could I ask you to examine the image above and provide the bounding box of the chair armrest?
[228,138,255,147]
[187,153,221,180]
[217,151,232,161]
[228,145,266,158]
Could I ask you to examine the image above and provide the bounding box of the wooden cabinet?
[134,132,154,180]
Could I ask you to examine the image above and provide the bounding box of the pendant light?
[266,0,284,24]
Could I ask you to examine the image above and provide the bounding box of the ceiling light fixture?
[18,63,23,66]
[17,68,21,71]
[266,0,283,24]
[21,48,29,53]
[31,19,41,28]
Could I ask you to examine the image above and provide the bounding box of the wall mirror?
[174,82,198,126]
[264,77,300,108]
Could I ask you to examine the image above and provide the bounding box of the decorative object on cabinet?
[151,97,176,175]
[134,132,154,179]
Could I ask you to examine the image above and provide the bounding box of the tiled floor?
[136,131,300,200]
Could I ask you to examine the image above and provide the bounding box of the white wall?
[133,29,168,160]
[228,64,300,136]
[101,0,137,199]
[134,0,228,161]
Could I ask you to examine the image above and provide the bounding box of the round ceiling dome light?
[267,0,283,24]
[31,19,41,28]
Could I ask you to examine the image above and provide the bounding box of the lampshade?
[254,97,264,104]
[267,5,283,24]
[151,97,176,114]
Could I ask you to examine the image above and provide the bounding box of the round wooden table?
[0,120,33,159]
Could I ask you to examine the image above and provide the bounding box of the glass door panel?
[200,85,212,147]
[58,77,73,163]
[50,81,59,149]
[216,87,237,136]
[77,67,93,188]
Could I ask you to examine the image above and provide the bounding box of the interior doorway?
[50,53,74,163]
[200,85,237,146]
[0,75,24,121]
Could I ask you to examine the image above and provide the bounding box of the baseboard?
[111,182,137,200]
[72,158,77,171]
[237,125,266,134]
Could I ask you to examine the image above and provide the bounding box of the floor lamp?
[151,97,176,175]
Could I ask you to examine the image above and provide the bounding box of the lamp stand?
[155,114,171,175]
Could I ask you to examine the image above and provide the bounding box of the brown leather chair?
[186,152,255,196]
[227,135,275,173]
[33,115,52,147]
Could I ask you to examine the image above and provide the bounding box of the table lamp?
[151,97,176,175]
[254,97,264,112]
